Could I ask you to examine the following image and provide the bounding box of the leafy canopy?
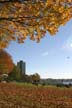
[32,73,40,81]
[0,0,72,48]
[0,50,14,75]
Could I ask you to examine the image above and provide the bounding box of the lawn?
[0,83,72,108]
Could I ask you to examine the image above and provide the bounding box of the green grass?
[10,82,37,87]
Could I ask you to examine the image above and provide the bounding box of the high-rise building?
[17,60,26,75]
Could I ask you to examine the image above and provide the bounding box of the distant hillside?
[40,78,72,85]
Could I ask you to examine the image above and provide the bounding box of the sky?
[5,19,72,79]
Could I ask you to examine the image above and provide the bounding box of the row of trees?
[8,65,40,85]
[0,50,40,85]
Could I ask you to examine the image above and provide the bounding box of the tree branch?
[0,16,40,27]
[0,16,43,21]
[0,0,44,3]
[0,0,21,3]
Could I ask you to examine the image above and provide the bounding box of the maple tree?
[0,0,72,48]
[31,73,40,85]
[0,50,14,75]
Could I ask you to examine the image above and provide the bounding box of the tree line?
[0,50,40,85]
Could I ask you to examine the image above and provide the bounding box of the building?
[17,60,26,75]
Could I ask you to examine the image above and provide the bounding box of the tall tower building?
[17,60,26,75]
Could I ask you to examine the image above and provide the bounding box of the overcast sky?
[5,19,72,79]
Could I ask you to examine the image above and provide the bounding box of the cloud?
[41,52,49,56]
[63,42,72,50]
[62,35,72,50]
[70,43,72,47]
